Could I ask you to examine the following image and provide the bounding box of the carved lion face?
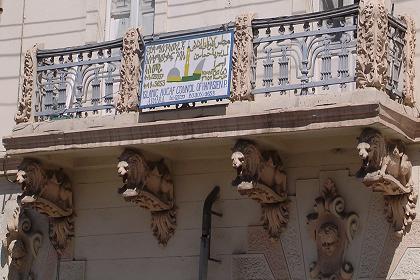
[231,140,261,183]
[356,142,371,160]
[318,223,339,257]
[356,128,387,173]
[117,149,148,188]
[16,159,45,196]
[231,151,245,176]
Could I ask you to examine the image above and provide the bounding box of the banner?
[140,30,233,108]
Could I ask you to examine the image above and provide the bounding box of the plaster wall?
[0,0,106,152]
[68,143,420,280]
[1,0,419,153]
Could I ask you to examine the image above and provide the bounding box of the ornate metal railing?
[15,2,414,123]
[35,40,123,118]
[251,4,359,95]
[386,14,407,101]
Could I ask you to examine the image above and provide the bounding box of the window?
[107,0,154,40]
[320,0,358,10]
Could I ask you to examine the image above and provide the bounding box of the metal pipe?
[198,186,222,280]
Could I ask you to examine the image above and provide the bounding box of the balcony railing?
[35,40,124,119]
[251,4,358,95]
[387,14,407,100]
[15,2,415,123]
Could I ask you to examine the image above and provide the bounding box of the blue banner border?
[139,29,234,109]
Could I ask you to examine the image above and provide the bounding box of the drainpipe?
[198,186,222,280]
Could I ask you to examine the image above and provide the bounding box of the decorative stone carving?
[231,140,288,239]
[117,149,176,245]
[400,15,416,106]
[356,0,389,91]
[15,45,38,124]
[116,28,142,113]
[307,179,359,280]
[3,207,43,280]
[16,159,74,255]
[231,13,255,101]
[356,128,417,236]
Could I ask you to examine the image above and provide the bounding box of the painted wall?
[67,143,420,280]
[1,0,419,152]
[1,1,420,279]
[0,0,106,152]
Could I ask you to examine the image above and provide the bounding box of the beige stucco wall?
[0,0,106,152]
[1,0,420,279]
[0,0,419,152]
[62,139,420,280]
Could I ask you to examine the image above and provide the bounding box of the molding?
[3,103,381,154]
[15,45,38,124]
[356,0,389,91]
[231,140,288,239]
[307,178,359,280]
[400,15,416,106]
[117,149,176,245]
[116,28,142,113]
[231,13,255,101]
[6,92,420,155]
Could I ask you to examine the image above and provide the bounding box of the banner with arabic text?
[140,30,233,108]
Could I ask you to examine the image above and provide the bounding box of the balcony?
[5,1,419,154]
[13,2,415,122]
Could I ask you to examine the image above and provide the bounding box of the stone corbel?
[15,159,74,255]
[231,13,255,102]
[355,0,389,91]
[117,149,176,245]
[307,179,359,280]
[3,207,43,280]
[116,27,142,113]
[400,15,416,106]
[356,128,417,236]
[231,140,288,239]
[15,44,38,124]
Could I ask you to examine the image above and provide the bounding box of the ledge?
[3,89,419,155]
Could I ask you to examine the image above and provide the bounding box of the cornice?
[3,103,383,155]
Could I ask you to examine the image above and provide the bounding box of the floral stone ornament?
[117,149,176,245]
[231,139,288,239]
[307,179,359,280]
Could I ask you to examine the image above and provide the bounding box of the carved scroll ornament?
[116,27,142,113]
[15,45,38,124]
[3,207,43,280]
[356,128,417,236]
[400,15,416,106]
[231,13,255,101]
[16,159,74,255]
[307,179,359,280]
[117,149,176,245]
[356,0,389,91]
[231,140,288,239]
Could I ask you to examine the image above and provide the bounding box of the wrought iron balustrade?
[20,3,413,123]
[251,4,359,95]
[35,40,123,118]
[387,14,407,101]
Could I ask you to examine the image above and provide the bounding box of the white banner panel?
[140,30,233,108]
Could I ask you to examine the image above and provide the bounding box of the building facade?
[1,0,420,279]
